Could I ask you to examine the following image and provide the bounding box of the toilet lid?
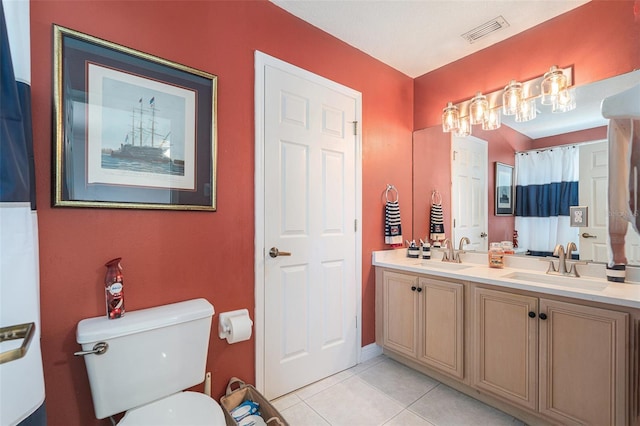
[119,391,226,426]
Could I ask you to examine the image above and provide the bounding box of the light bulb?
[454,116,471,137]
[502,80,522,116]
[516,98,537,122]
[541,65,568,106]
[442,102,460,132]
[469,92,489,125]
[483,108,501,130]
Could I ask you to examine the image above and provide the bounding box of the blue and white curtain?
[0,0,46,424]
[514,146,580,257]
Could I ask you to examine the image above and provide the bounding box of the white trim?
[254,51,363,393]
[360,343,383,363]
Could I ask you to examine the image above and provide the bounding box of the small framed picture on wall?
[495,162,514,216]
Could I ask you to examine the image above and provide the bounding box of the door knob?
[480,232,488,238]
[581,232,597,239]
[269,247,292,258]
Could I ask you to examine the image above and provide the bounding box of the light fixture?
[440,65,574,135]
[454,116,471,137]
[552,88,576,113]
[483,108,501,130]
[516,98,537,122]
[469,92,489,125]
[502,80,522,116]
[541,65,568,106]
[442,102,460,132]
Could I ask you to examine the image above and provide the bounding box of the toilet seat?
[118,391,226,425]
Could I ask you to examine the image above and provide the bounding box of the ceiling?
[269,0,590,78]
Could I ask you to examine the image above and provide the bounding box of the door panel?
[539,299,628,425]
[262,63,358,399]
[382,271,419,358]
[452,136,488,251]
[418,278,464,378]
[473,287,538,410]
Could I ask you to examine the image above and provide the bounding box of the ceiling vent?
[461,16,510,44]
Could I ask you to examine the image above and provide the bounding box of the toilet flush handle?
[74,342,109,357]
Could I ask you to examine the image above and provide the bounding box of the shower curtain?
[0,0,46,424]
[514,146,580,257]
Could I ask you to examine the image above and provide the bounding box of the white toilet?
[75,298,226,425]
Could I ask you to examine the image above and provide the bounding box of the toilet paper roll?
[227,314,253,343]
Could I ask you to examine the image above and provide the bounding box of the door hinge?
[352,121,358,136]
[454,218,456,228]
[355,316,358,329]
[354,219,358,232]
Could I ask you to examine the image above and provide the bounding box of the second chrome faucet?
[548,242,579,277]
[442,237,470,263]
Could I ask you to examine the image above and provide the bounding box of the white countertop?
[372,249,640,310]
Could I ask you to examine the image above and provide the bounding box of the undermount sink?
[414,261,474,271]
[502,271,608,291]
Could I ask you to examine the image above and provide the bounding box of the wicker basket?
[220,377,289,426]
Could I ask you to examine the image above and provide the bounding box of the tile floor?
[271,355,526,426]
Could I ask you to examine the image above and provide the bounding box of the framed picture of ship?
[53,25,217,211]
[495,162,514,216]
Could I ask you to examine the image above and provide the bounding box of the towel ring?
[385,184,399,203]
[431,190,442,205]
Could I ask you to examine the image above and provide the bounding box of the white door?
[579,141,609,261]
[255,53,361,399]
[451,136,488,251]
[579,140,640,263]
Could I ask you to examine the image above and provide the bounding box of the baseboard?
[360,343,383,363]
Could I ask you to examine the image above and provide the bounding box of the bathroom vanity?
[374,249,640,426]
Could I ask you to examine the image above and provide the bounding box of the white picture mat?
[86,63,196,190]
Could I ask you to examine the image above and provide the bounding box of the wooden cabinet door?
[538,299,628,426]
[382,271,419,358]
[417,277,464,378]
[473,287,538,411]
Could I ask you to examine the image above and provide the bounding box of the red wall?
[413,0,640,246]
[30,2,413,424]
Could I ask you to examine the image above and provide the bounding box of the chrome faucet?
[547,242,580,277]
[442,237,469,263]
[441,238,456,262]
[552,244,567,274]
[565,241,577,261]
[455,237,471,262]
[565,241,580,277]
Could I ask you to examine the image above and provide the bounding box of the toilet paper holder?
[218,309,253,342]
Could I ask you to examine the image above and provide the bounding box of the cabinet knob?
[416,287,423,292]
[528,311,536,318]
[539,313,548,320]
[411,286,417,292]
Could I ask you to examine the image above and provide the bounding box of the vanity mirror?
[413,69,640,265]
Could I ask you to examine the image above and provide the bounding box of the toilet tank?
[76,298,214,419]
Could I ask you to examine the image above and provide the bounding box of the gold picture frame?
[53,25,217,211]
